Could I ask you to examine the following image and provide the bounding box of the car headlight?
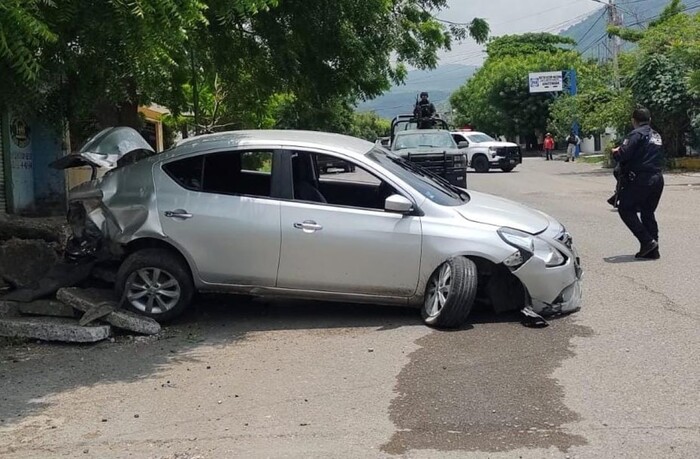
[454,154,467,167]
[498,227,534,268]
[541,244,566,267]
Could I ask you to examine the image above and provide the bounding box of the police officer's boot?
[635,240,659,259]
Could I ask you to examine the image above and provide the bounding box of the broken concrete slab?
[3,260,95,302]
[0,215,65,243]
[0,301,20,318]
[0,238,59,289]
[0,316,110,343]
[18,300,77,318]
[79,303,115,326]
[57,288,161,335]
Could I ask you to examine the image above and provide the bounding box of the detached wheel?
[501,165,515,172]
[116,248,194,321]
[422,257,478,328]
[472,155,490,173]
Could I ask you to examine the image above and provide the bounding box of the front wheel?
[422,257,478,328]
[501,165,515,172]
[116,248,194,322]
[471,155,490,173]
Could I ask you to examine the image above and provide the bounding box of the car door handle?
[293,220,323,233]
[164,209,193,219]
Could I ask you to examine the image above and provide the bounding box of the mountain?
[356,64,477,119]
[561,0,674,57]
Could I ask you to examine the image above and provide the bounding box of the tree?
[609,2,700,156]
[2,0,489,142]
[450,33,582,143]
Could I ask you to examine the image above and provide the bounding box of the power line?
[578,8,609,45]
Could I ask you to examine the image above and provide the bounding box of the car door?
[154,149,282,286]
[276,150,422,297]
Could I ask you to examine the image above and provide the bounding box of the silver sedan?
[65,129,582,328]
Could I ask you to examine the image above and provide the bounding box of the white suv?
[451,131,522,173]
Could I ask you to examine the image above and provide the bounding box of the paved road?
[1,159,699,458]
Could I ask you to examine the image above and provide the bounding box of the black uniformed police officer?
[612,108,664,259]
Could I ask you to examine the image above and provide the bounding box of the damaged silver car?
[57,128,582,327]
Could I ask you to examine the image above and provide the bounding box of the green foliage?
[346,112,390,141]
[548,60,634,140]
[0,0,57,84]
[623,9,700,156]
[2,0,489,141]
[485,33,576,59]
[451,33,582,138]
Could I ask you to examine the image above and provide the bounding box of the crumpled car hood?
[51,126,154,171]
[456,190,550,234]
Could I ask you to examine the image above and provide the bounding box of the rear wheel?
[116,248,194,322]
[472,155,490,173]
[501,165,515,172]
[422,257,478,328]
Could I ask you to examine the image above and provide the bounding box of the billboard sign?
[528,71,563,93]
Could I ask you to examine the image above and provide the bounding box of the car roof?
[453,131,488,136]
[166,130,375,160]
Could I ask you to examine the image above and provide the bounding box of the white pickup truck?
[451,131,522,173]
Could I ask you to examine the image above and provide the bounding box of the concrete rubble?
[0,217,162,344]
[0,316,110,343]
[17,299,77,318]
[58,288,161,335]
[0,238,59,289]
[0,300,20,318]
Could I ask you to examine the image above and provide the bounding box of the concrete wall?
[30,121,65,210]
[1,112,65,214]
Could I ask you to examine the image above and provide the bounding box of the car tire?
[472,155,490,173]
[422,256,478,328]
[116,248,194,322]
[501,165,515,172]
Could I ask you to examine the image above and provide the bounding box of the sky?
[439,0,605,66]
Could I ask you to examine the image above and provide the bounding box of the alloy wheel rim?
[125,268,181,314]
[425,264,451,317]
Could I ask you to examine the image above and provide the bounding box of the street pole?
[568,69,581,158]
[608,0,622,89]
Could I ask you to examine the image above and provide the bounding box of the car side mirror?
[458,141,469,148]
[385,194,414,214]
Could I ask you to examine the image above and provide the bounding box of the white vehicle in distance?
[451,130,522,173]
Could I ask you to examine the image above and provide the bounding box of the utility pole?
[608,0,623,89]
[592,0,623,88]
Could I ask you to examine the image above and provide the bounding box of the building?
[1,104,169,215]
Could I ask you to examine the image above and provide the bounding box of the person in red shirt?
[543,133,555,160]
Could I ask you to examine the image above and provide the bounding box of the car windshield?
[392,132,457,150]
[366,147,468,207]
[466,133,496,143]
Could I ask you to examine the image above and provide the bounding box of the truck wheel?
[501,165,515,172]
[472,155,490,173]
[422,257,478,329]
[116,248,194,322]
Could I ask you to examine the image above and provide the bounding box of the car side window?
[290,151,397,211]
[162,155,204,191]
[452,134,466,145]
[163,150,273,197]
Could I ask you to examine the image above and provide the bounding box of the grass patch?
[578,155,605,164]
